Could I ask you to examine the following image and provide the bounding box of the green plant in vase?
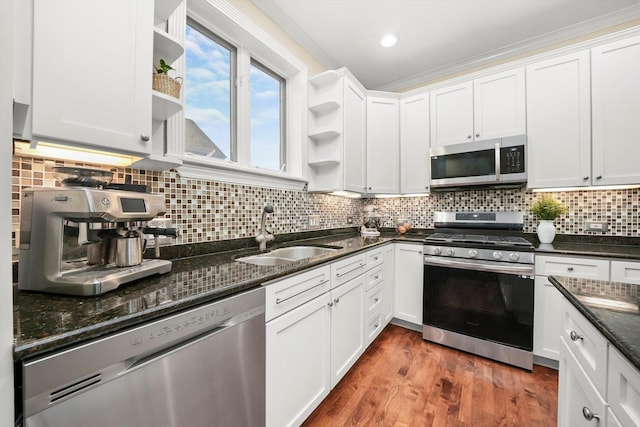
[153,59,182,99]
[530,194,567,244]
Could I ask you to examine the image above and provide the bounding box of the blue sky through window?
[185,24,283,170]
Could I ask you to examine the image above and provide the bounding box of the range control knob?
[445,248,455,257]
[509,253,520,262]
[433,247,442,255]
[468,249,478,258]
[492,251,503,260]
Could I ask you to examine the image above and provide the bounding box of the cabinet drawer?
[366,311,384,345]
[608,346,640,427]
[535,255,609,280]
[331,252,367,288]
[561,299,608,396]
[366,286,383,316]
[610,260,640,285]
[265,266,331,321]
[367,248,384,270]
[366,265,384,292]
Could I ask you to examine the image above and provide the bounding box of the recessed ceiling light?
[380,34,398,48]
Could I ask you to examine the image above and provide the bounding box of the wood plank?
[303,324,558,427]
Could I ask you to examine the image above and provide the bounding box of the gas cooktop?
[425,233,533,248]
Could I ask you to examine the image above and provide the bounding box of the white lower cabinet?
[393,243,423,325]
[381,244,395,324]
[558,338,607,427]
[265,247,387,427]
[608,346,640,427]
[266,292,331,427]
[330,274,366,388]
[533,275,563,361]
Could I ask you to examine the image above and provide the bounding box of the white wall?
[1,0,15,423]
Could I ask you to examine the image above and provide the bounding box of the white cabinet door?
[330,274,366,388]
[382,244,395,325]
[343,78,367,193]
[526,51,591,189]
[430,81,474,146]
[266,293,331,427]
[473,67,526,141]
[592,34,640,186]
[366,96,400,194]
[32,0,153,155]
[608,346,640,427]
[533,276,563,361]
[558,339,607,427]
[400,93,430,194]
[393,243,423,325]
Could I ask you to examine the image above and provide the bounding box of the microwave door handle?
[495,141,501,182]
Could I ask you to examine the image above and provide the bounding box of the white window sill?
[175,155,308,191]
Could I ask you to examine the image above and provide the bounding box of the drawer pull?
[374,297,379,303]
[328,301,333,307]
[373,275,380,280]
[374,323,380,328]
[570,330,583,342]
[333,297,340,304]
[275,279,329,305]
[336,263,366,278]
[582,406,599,422]
[567,267,574,272]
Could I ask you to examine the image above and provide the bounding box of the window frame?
[171,0,308,191]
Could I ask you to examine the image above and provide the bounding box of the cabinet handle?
[567,267,574,272]
[582,406,599,422]
[596,175,602,180]
[328,301,334,307]
[467,134,472,139]
[570,330,583,342]
[333,297,340,304]
[373,275,380,280]
[374,323,380,328]
[583,176,589,180]
[336,263,366,278]
[475,133,480,138]
[140,134,150,142]
[275,279,329,305]
[374,297,380,303]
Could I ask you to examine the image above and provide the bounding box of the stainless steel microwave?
[429,135,526,191]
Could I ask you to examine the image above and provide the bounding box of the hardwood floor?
[303,324,558,427]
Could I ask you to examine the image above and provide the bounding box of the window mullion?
[236,47,252,167]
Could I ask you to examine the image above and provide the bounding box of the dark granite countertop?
[14,232,400,361]
[550,275,640,371]
[530,234,640,260]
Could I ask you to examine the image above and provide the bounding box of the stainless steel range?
[423,212,535,370]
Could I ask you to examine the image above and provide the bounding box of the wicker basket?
[152,74,182,99]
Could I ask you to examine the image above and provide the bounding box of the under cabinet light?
[14,140,140,167]
[532,185,640,192]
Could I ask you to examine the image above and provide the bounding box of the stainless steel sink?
[235,245,339,266]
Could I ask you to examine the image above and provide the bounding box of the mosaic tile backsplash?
[11,154,640,249]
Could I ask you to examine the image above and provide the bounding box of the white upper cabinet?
[473,68,526,141]
[430,81,473,146]
[592,34,640,186]
[343,79,367,193]
[308,69,367,193]
[430,68,525,147]
[526,51,591,189]
[31,0,154,155]
[366,95,400,194]
[400,93,430,194]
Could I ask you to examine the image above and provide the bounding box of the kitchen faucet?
[256,205,274,251]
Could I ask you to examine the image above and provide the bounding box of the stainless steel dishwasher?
[20,287,265,427]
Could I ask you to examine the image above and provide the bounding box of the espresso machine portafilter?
[18,187,174,296]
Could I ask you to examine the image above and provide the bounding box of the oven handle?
[423,256,534,275]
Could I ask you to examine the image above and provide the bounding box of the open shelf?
[308,157,341,167]
[153,29,184,65]
[152,90,182,121]
[309,70,340,89]
[154,0,182,24]
[309,100,340,115]
[309,128,340,141]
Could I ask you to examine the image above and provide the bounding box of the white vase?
[537,220,556,244]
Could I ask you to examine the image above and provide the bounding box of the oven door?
[423,256,534,352]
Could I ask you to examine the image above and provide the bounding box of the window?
[184,19,286,172]
[250,60,285,171]
[176,0,307,190]
[185,20,235,161]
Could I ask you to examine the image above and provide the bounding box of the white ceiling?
[251,0,640,91]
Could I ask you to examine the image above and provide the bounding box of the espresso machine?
[19,186,174,296]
